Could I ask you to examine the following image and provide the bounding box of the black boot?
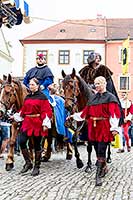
[99,160,108,178]
[31,151,41,176]
[20,149,33,173]
[85,161,92,173]
[95,161,102,186]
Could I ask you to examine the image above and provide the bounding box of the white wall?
[0,56,13,79]
[23,43,105,84]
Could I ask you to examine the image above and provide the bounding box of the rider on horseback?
[23,53,54,99]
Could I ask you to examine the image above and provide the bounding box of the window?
[118,74,131,91]
[59,50,70,64]
[83,50,94,64]
[36,50,48,62]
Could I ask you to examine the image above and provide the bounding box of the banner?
[14,0,29,16]
[122,35,130,75]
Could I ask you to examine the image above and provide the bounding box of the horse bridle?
[63,78,85,134]
[0,83,17,111]
[63,78,80,106]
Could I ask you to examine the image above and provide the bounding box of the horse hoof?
[41,157,49,162]
[85,165,92,173]
[66,154,72,160]
[76,159,84,169]
[107,158,112,163]
[5,163,14,171]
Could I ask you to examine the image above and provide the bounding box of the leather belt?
[90,117,108,127]
[26,114,40,118]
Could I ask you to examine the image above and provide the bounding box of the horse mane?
[62,68,93,102]
[12,79,28,110]
[76,75,93,101]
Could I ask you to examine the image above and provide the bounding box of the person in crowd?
[23,53,54,99]
[13,78,52,176]
[128,116,133,146]
[117,92,133,152]
[48,83,72,149]
[0,123,11,159]
[67,76,121,186]
[0,108,11,159]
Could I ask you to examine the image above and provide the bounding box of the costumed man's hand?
[43,126,48,132]
[124,118,128,123]
[66,115,73,120]
[112,131,118,137]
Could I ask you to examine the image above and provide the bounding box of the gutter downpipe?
[104,16,108,65]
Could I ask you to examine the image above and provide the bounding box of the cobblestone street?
[0,145,133,200]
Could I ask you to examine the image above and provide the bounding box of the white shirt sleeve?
[109,114,119,132]
[13,112,24,122]
[42,114,51,128]
[125,112,132,121]
[72,112,85,121]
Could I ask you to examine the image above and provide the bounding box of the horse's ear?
[61,70,66,78]
[3,75,7,81]
[71,68,76,78]
[7,74,12,84]
[0,79,3,84]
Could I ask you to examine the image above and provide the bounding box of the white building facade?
[22,42,105,84]
[0,29,14,78]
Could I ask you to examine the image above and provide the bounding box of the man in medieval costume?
[67,76,121,186]
[79,51,123,125]
[118,92,133,152]
[23,53,54,99]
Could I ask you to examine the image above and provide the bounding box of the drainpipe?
[104,16,107,65]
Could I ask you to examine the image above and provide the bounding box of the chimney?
[97,14,103,19]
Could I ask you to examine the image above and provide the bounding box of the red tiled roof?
[22,18,106,41]
[21,18,133,42]
[106,18,133,40]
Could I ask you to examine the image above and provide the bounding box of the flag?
[14,0,29,16]
[122,35,130,75]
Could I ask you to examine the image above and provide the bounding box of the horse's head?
[62,68,93,113]
[62,68,82,112]
[0,74,27,117]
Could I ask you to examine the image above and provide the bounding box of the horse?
[0,74,29,171]
[62,68,112,171]
[0,74,74,170]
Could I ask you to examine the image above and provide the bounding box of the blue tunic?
[23,65,54,99]
[49,95,72,143]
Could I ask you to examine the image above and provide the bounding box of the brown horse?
[0,74,28,171]
[0,75,74,170]
[62,68,111,171]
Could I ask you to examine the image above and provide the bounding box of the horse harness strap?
[26,114,40,118]
[90,117,108,127]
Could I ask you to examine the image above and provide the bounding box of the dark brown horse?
[0,74,28,170]
[62,68,111,171]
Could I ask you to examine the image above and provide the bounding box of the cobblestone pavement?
[0,145,133,200]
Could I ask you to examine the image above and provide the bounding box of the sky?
[2,0,133,76]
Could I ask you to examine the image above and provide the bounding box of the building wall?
[0,54,13,79]
[22,40,133,100]
[22,43,105,83]
[106,41,133,100]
